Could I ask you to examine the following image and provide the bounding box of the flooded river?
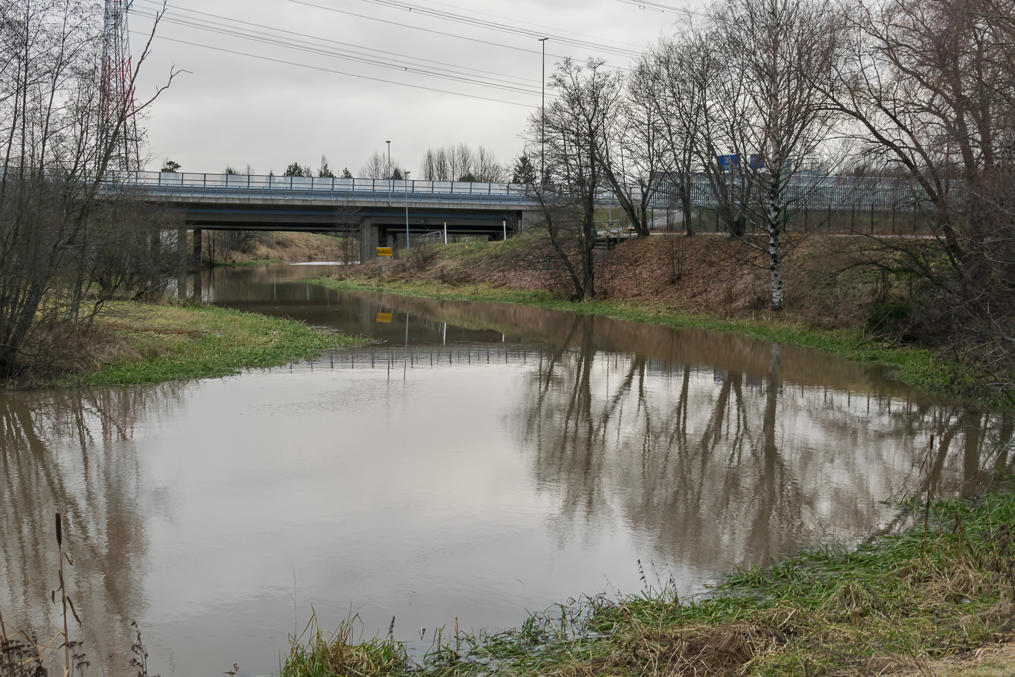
[1,264,1011,676]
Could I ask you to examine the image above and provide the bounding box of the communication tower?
[101,0,139,172]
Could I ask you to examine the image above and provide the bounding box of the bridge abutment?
[359,219,380,264]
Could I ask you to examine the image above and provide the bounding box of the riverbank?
[205,231,356,266]
[41,300,364,387]
[282,483,1015,676]
[312,277,1000,411]
[315,232,1012,410]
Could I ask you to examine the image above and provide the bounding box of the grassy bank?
[282,485,1015,676]
[66,301,364,386]
[311,277,1003,409]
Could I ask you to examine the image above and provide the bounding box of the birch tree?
[709,0,844,311]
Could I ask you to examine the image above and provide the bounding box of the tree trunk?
[767,196,784,311]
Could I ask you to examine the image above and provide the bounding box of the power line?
[132,7,543,95]
[615,0,708,18]
[289,0,607,62]
[133,31,539,107]
[355,0,644,57]
[135,0,537,89]
[412,0,649,52]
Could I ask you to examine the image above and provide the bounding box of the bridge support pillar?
[192,228,202,300]
[520,210,544,232]
[176,227,187,299]
[359,219,380,264]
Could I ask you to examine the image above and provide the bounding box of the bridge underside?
[164,202,525,262]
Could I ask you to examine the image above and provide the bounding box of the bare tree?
[638,36,711,236]
[596,64,666,237]
[823,0,1015,383]
[0,0,174,378]
[421,143,505,182]
[528,58,620,301]
[360,151,402,179]
[708,0,845,310]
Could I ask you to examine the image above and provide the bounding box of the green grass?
[311,277,1007,410]
[280,614,410,677]
[70,301,365,385]
[280,484,1015,676]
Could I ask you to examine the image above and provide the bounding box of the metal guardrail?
[104,171,536,206]
[100,170,927,212]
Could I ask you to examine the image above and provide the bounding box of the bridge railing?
[102,170,928,212]
[105,170,535,204]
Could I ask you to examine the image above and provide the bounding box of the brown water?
[1,264,1010,676]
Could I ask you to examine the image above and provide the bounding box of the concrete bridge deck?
[106,171,541,261]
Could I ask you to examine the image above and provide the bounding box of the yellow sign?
[376,247,393,257]
[375,312,393,323]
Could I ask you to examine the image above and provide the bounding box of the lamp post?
[539,37,548,184]
[404,170,411,249]
[386,139,392,204]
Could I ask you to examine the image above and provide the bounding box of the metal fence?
[101,170,930,214]
[103,170,535,204]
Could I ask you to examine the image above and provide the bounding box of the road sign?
[376,312,393,323]
[717,154,739,172]
[376,246,393,257]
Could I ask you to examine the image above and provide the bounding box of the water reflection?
[0,268,1011,676]
[508,313,1011,577]
[0,384,187,673]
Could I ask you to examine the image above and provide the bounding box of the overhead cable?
[133,8,543,95]
[133,31,539,108]
[134,0,536,89]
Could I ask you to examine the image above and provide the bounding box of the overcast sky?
[128,0,702,178]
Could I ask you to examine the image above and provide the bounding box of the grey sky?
[128,0,699,177]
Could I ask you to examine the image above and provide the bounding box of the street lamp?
[539,37,548,184]
[404,170,411,249]
[386,139,392,204]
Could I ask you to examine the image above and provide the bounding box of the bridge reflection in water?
[1,266,1011,676]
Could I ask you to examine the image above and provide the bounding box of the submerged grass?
[210,258,283,267]
[71,300,365,386]
[311,277,1003,409]
[282,485,1015,676]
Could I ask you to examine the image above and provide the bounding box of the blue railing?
[104,171,536,205]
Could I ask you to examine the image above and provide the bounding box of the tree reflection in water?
[515,314,1013,583]
[0,384,185,674]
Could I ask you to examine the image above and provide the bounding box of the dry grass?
[339,232,893,331]
[212,231,355,264]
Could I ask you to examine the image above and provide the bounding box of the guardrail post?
[203,173,206,188]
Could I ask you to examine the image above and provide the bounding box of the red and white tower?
[100,0,139,172]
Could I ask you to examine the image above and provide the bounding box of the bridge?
[108,170,541,263]
[105,169,927,266]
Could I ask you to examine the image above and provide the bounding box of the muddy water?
[1,264,1011,676]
